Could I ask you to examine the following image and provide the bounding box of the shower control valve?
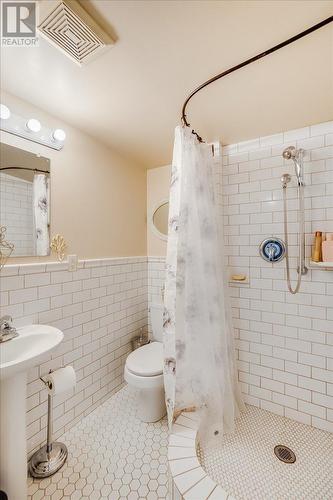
[259,238,286,263]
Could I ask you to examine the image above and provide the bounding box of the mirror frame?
[150,198,169,242]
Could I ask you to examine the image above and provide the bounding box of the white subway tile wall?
[0,257,148,456]
[149,121,333,433]
[0,173,34,256]
[223,120,333,432]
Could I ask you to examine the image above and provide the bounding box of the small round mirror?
[151,201,169,240]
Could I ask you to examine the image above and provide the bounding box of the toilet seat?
[126,341,163,377]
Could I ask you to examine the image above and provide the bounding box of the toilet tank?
[150,303,164,342]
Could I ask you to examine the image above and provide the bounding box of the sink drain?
[274,445,296,463]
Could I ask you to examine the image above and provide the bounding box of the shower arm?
[181,16,333,143]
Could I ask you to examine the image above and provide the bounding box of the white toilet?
[124,303,166,422]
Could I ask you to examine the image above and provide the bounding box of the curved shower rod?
[181,15,333,142]
[0,167,50,174]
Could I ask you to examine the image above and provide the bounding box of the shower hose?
[283,181,305,294]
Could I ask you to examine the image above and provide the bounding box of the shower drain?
[274,445,296,464]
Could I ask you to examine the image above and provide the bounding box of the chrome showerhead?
[282,146,297,160]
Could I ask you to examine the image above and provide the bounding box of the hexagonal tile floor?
[197,405,333,500]
[27,386,169,500]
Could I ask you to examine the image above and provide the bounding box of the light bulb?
[0,104,11,120]
[26,118,41,133]
[52,128,66,142]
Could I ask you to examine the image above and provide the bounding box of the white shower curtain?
[33,173,49,256]
[163,126,243,443]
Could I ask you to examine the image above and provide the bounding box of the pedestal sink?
[0,325,63,500]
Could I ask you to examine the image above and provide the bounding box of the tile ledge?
[308,260,333,270]
[2,255,148,273]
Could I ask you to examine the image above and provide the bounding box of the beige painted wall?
[147,165,171,256]
[1,92,147,262]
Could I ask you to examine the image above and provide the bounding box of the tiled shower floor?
[27,386,169,500]
[27,386,333,500]
[198,405,333,500]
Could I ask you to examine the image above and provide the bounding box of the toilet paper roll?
[43,366,76,396]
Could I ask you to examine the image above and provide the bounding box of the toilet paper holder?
[28,370,68,478]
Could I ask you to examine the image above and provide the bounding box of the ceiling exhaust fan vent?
[38,0,114,66]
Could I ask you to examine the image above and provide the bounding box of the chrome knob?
[281,173,291,187]
[267,245,276,261]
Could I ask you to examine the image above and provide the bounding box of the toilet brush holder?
[29,373,67,478]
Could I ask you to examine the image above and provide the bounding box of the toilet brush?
[28,371,68,478]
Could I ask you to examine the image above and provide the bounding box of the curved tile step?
[168,410,233,500]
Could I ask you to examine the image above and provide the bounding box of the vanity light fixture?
[0,104,65,151]
[52,128,66,142]
[0,104,10,120]
[26,118,42,133]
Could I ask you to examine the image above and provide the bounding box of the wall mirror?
[0,143,51,257]
[151,200,169,241]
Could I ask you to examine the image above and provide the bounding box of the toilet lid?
[126,342,163,377]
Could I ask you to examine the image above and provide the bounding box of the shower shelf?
[309,260,333,270]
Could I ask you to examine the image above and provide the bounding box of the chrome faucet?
[0,315,19,343]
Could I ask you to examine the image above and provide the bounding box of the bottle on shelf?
[322,233,333,262]
[311,231,322,262]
